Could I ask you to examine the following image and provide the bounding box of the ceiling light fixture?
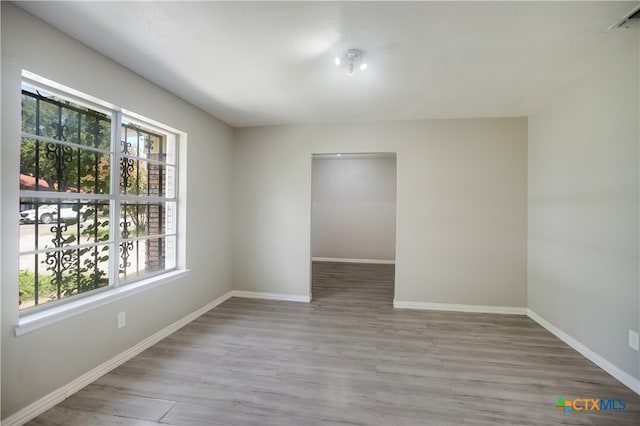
[335,49,367,76]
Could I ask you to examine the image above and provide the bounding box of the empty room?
[311,153,397,309]
[1,1,639,425]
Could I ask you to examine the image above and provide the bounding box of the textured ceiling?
[17,1,640,127]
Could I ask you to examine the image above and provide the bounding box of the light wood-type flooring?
[29,262,639,425]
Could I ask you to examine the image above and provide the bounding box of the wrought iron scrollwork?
[121,216,131,239]
[119,241,134,272]
[44,249,75,278]
[44,142,74,190]
[51,121,69,141]
[120,141,135,190]
[50,222,68,248]
[45,222,77,297]
[119,217,134,272]
[144,137,154,152]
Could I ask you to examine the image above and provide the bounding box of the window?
[19,76,179,313]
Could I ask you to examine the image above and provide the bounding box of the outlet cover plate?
[117,311,126,329]
[629,330,639,351]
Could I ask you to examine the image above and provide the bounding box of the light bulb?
[334,57,341,66]
[359,63,368,71]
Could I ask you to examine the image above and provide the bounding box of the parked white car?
[19,204,86,224]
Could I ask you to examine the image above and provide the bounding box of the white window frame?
[16,72,188,336]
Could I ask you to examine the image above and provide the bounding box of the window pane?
[19,244,111,311]
[19,199,110,252]
[165,235,177,270]
[27,139,111,193]
[119,236,175,281]
[165,134,176,166]
[119,159,172,198]
[21,93,37,135]
[121,123,168,159]
[80,114,112,151]
[165,165,176,198]
[21,87,112,150]
[165,201,177,235]
[120,202,177,239]
[19,138,42,189]
[37,97,62,140]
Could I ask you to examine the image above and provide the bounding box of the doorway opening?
[310,153,397,306]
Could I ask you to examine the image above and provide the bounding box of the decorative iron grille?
[19,82,178,311]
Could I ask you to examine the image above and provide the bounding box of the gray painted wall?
[233,119,528,306]
[312,155,397,261]
[528,50,640,380]
[1,3,234,418]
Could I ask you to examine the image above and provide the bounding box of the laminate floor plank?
[55,385,176,422]
[27,406,163,426]
[26,261,639,425]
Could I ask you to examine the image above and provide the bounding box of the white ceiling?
[17,1,639,127]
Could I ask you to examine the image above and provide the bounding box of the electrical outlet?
[629,330,639,351]
[117,311,126,329]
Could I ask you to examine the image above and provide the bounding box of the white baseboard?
[1,390,66,426]
[1,291,235,426]
[230,290,311,303]
[526,309,640,395]
[312,257,395,265]
[393,299,527,315]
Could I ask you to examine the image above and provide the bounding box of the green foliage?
[19,270,56,305]
[19,265,110,308]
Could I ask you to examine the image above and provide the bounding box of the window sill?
[15,269,190,336]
